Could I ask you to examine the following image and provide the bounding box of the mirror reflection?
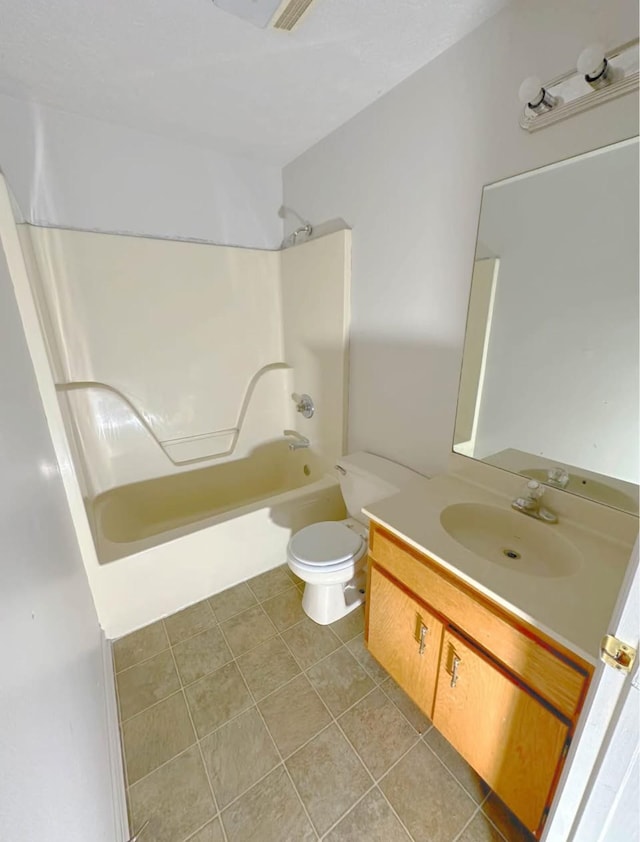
[454,138,639,514]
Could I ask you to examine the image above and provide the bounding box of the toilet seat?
[288,521,365,571]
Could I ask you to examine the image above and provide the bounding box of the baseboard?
[102,631,130,841]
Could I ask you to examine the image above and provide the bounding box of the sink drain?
[503,548,521,560]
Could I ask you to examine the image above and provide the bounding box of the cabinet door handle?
[418,623,429,655]
[451,655,461,688]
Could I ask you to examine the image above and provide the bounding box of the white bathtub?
[88,442,346,637]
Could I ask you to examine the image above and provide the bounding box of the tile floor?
[114,565,536,842]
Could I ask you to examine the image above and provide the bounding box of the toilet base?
[300,569,367,625]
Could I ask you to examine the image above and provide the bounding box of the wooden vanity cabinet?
[365,523,593,838]
[434,628,569,832]
[368,566,443,717]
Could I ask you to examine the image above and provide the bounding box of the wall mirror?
[454,137,639,514]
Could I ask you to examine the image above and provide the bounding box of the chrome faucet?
[512,480,558,523]
[283,429,310,451]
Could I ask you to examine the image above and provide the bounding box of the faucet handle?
[547,466,569,488]
[525,480,544,500]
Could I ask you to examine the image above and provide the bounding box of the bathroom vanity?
[362,465,637,839]
[363,137,639,838]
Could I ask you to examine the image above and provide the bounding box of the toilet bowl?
[286,452,424,625]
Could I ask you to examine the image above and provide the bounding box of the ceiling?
[0,0,507,166]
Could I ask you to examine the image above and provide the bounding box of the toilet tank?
[335,451,425,524]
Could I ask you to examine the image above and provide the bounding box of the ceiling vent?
[271,0,316,31]
[212,0,318,31]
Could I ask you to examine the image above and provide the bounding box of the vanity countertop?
[363,473,638,665]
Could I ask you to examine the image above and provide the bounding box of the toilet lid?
[289,522,364,566]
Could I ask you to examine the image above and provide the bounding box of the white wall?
[0,202,118,839]
[0,93,283,248]
[282,0,639,477]
[472,140,639,482]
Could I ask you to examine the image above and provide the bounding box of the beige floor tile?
[324,787,411,842]
[262,586,306,631]
[164,600,216,645]
[330,606,365,642]
[458,812,507,842]
[185,662,253,738]
[236,635,300,700]
[339,688,418,779]
[380,742,476,842]
[220,604,277,657]
[346,634,390,684]
[200,707,280,808]
[208,582,257,622]
[482,794,536,842]
[285,567,303,585]
[381,677,432,734]
[281,617,341,669]
[306,647,375,716]
[114,621,169,672]
[172,626,232,685]
[425,728,488,804]
[221,765,315,842]
[185,817,225,842]
[258,674,331,758]
[123,692,196,784]
[117,649,181,722]
[128,745,215,842]
[246,565,294,602]
[286,724,371,836]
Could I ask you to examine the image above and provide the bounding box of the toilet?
[287,451,424,625]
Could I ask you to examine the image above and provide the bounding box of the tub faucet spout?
[284,430,310,451]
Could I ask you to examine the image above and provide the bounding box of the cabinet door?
[433,629,569,834]
[367,565,443,718]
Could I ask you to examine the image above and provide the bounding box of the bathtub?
[88,442,346,637]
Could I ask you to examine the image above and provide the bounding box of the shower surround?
[13,217,351,636]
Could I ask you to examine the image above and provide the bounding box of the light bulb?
[577,43,609,86]
[577,43,606,77]
[518,76,556,112]
[518,76,543,106]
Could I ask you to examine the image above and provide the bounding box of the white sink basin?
[440,502,582,578]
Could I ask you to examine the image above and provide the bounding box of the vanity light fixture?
[518,38,638,131]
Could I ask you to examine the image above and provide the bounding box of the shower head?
[279,206,313,248]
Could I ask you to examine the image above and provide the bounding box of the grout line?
[379,678,433,737]
[478,799,515,842]
[119,687,185,725]
[421,739,488,808]
[317,783,377,840]
[182,815,224,842]
[451,805,482,842]
[245,574,298,603]
[212,614,279,840]
[114,642,173,675]
[451,801,515,842]
[165,643,226,842]
[126,743,196,790]
[369,785,417,842]
[217,612,359,839]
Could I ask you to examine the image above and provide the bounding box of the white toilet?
[287,451,424,625]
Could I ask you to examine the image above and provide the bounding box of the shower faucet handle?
[292,393,315,419]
